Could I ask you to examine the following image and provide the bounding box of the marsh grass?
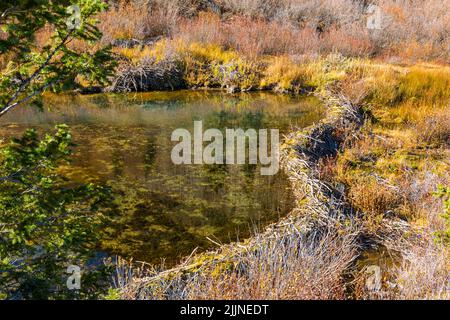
[332,61,449,300]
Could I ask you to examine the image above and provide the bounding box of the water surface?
[0,90,324,264]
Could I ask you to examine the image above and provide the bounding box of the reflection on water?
[0,90,324,264]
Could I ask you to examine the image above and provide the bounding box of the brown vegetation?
[100,0,450,62]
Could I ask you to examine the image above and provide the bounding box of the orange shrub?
[98,0,179,43]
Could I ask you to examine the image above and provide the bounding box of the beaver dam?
[0,90,325,264]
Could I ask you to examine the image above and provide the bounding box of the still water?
[0,90,324,264]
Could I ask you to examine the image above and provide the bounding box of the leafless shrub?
[357,167,450,300]
[363,221,449,299]
[99,0,180,43]
[100,0,449,60]
[219,0,362,28]
[176,12,226,47]
[177,13,373,57]
[374,0,450,60]
[320,23,375,57]
[414,112,450,147]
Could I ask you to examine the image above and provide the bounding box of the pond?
[0,90,324,265]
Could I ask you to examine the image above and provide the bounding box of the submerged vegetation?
[1,0,449,300]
